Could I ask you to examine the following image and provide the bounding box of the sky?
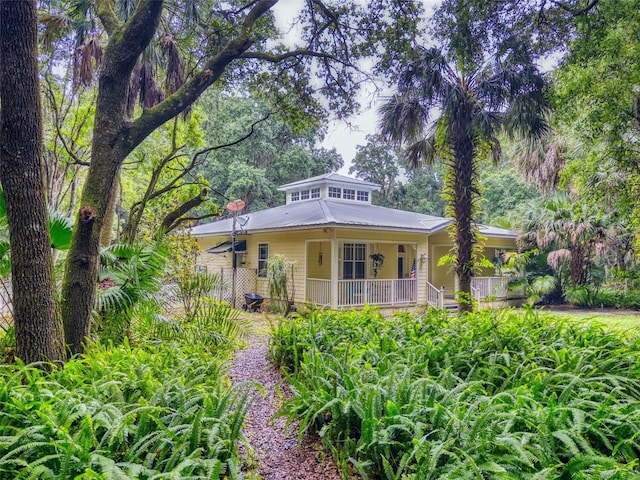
[271,0,442,175]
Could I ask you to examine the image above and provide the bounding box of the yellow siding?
[431,245,455,293]
[428,231,518,295]
[192,225,514,307]
[307,241,330,279]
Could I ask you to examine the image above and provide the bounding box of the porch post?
[330,239,339,309]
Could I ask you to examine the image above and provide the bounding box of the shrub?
[0,340,249,479]
[273,308,640,479]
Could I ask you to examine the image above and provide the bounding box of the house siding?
[192,225,515,309]
[428,230,517,296]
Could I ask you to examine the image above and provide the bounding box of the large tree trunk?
[60,0,276,353]
[0,0,66,364]
[451,107,476,313]
[61,0,165,354]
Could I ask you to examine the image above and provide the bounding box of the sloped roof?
[190,199,454,237]
[277,173,380,191]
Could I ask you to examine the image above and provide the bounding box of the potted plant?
[369,253,385,278]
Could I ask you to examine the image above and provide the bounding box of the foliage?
[564,286,640,310]
[369,253,385,279]
[197,91,343,213]
[136,299,248,353]
[550,0,640,247]
[0,340,250,478]
[272,307,640,479]
[94,242,168,344]
[511,192,618,289]
[350,134,402,203]
[175,272,225,321]
[503,250,560,306]
[380,4,548,310]
[478,163,538,225]
[350,134,447,215]
[267,254,295,314]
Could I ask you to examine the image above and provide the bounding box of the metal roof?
[277,173,380,191]
[190,199,461,237]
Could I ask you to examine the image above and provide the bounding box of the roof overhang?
[206,239,246,254]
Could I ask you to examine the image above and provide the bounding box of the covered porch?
[304,239,420,308]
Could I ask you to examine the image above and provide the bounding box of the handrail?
[470,284,481,304]
[426,281,444,309]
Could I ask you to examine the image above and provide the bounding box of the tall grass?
[271,307,640,479]
[0,340,249,479]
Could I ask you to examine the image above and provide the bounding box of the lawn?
[539,306,640,332]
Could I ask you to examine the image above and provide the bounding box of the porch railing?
[338,278,417,307]
[426,281,444,309]
[306,278,417,307]
[470,276,517,301]
[306,278,331,306]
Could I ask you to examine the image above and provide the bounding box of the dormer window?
[357,191,369,202]
[278,173,379,205]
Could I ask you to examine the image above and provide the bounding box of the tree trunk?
[61,1,164,354]
[100,171,120,247]
[60,0,275,353]
[0,0,66,364]
[451,107,476,313]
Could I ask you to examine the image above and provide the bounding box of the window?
[329,187,341,198]
[301,189,310,200]
[343,243,366,279]
[291,191,300,202]
[357,190,369,202]
[311,188,320,198]
[343,188,355,200]
[258,243,269,278]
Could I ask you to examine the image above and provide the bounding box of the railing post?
[439,286,444,309]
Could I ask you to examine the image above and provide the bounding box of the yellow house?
[190,173,519,309]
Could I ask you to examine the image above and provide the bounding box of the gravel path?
[229,330,345,480]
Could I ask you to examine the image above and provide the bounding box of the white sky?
[271,0,442,175]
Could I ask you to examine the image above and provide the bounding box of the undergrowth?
[0,340,249,479]
[271,307,640,479]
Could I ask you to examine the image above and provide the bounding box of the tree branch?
[155,188,210,238]
[240,49,340,62]
[550,0,599,15]
[94,0,120,36]
[124,0,277,152]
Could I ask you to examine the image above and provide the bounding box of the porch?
[427,276,523,309]
[306,278,417,308]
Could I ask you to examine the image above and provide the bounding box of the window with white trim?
[258,243,269,278]
[301,189,310,200]
[343,188,355,200]
[291,191,300,202]
[342,243,366,279]
[357,190,369,202]
[329,187,341,198]
[311,188,320,198]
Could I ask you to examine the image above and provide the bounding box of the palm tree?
[380,38,548,311]
[514,192,615,289]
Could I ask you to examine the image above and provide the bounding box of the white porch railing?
[338,278,417,307]
[306,278,417,307]
[470,276,516,301]
[306,278,331,306]
[426,281,444,309]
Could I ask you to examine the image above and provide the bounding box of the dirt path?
[228,326,345,480]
